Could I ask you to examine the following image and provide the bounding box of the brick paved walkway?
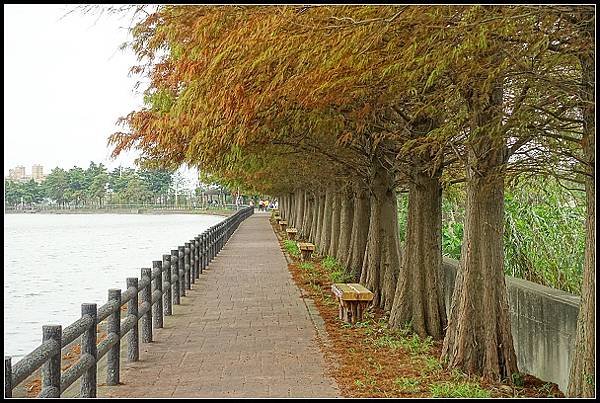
[99,214,340,398]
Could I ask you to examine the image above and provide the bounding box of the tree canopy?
[108,5,594,395]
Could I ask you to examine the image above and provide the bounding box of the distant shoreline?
[4,208,236,217]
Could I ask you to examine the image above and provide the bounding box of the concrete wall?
[441,257,580,393]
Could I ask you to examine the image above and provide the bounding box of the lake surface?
[4,213,224,361]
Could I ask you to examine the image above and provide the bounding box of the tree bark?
[360,163,401,311]
[289,192,297,227]
[389,166,446,339]
[280,194,286,218]
[298,190,307,236]
[567,49,595,398]
[303,191,314,240]
[328,191,342,258]
[345,183,370,281]
[294,190,304,230]
[313,191,325,247]
[336,185,354,266]
[441,137,518,381]
[318,187,334,256]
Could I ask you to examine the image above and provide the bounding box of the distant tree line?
[4,162,206,208]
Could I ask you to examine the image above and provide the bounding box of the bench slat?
[332,283,374,301]
[348,284,374,301]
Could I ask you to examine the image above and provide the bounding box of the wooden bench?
[331,283,374,324]
[285,228,298,240]
[279,220,288,231]
[274,215,281,223]
[297,242,315,261]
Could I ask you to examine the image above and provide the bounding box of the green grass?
[321,256,354,283]
[429,382,491,398]
[411,354,443,376]
[401,334,434,355]
[354,309,376,328]
[283,240,300,257]
[394,377,421,393]
[322,256,338,270]
[362,319,433,355]
[299,262,314,271]
[322,292,338,307]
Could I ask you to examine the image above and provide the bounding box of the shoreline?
[4,208,239,216]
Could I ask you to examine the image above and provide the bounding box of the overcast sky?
[4,4,197,183]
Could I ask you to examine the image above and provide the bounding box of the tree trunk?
[389,166,446,339]
[441,139,518,381]
[295,190,305,231]
[303,191,314,240]
[360,163,401,311]
[313,191,325,247]
[318,187,334,256]
[568,49,595,398]
[279,194,284,217]
[441,71,518,381]
[345,183,370,281]
[336,185,354,266]
[289,192,296,227]
[287,192,293,223]
[328,191,341,258]
[308,191,318,244]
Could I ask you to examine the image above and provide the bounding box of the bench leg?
[342,301,350,323]
[356,301,363,323]
[350,302,358,325]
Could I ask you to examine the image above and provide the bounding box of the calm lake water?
[3,213,224,361]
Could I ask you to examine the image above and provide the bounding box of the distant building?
[7,166,26,181]
[6,165,45,183]
[32,164,45,183]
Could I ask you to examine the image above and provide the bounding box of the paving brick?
[100,215,339,398]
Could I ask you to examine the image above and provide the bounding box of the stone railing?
[4,206,254,398]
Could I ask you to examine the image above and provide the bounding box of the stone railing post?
[171,249,180,305]
[218,225,222,252]
[4,355,12,398]
[218,224,222,251]
[194,236,200,279]
[210,228,215,262]
[201,232,207,273]
[184,243,191,290]
[152,261,163,329]
[80,303,97,397]
[220,224,224,251]
[163,254,172,316]
[126,278,139,362]
[178,246,186,297]
[141,268,153,343]
[189,240,196,284]
[106,289,121,386]
[5,356,12,398]
[41,325,62,397]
